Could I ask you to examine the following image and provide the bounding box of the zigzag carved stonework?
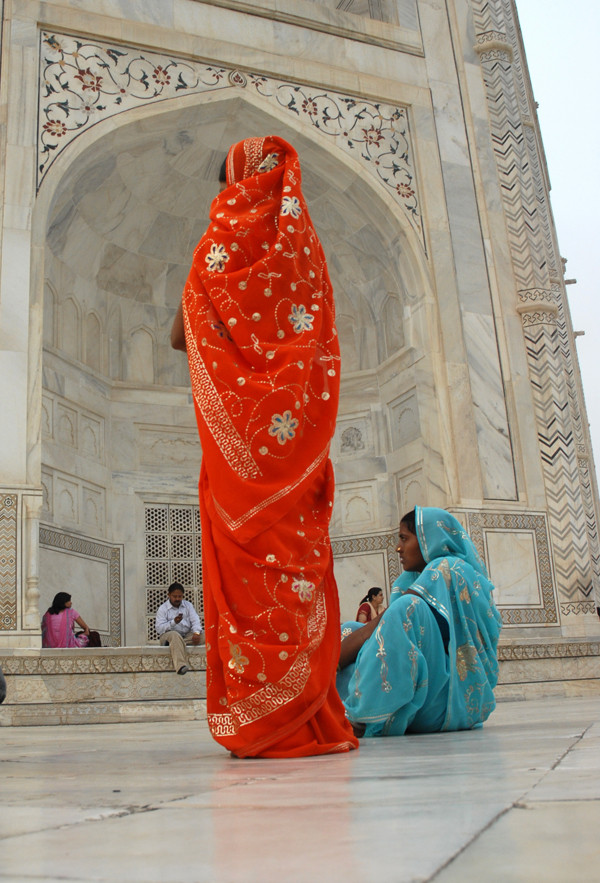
[518,291,595,604]
[38,31,424,246]
[466,510,558,625]
[39,526,123,646]
[470,0,599,609]
[0,496,18,630]
[560,601,597,617]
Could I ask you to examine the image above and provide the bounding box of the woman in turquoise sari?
[336,507,502,736]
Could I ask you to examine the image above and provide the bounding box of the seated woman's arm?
[170,302,186,351]
[74,615,90,636]
[339,613,383,670]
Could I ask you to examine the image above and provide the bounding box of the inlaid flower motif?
[362,125,384,146]
[43,119,67,138]
[302,98,318,115]
[257,152,279,172]
[288,304,314,333]
[281,195,301,218]
[228,642,249,674]
[291,579,315,602]
[205,243,229,272]
[152,66,171,86]
[268,411,299,445]
[75,67,102,92]
[396,183,415,199]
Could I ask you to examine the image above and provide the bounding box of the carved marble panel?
[396,465,424,519]
[56,402,77,449]
[334,414,374,459]
[54,475,79,525]
[41,471,53,517]
[338,482,379,533]
[467,511,558,625]
[80,413,104,462]
[81,484,106,535]
[0,495,18,630]
[332,531,400,622]
[389,388,420,449]
[39,528,123,645]
[41,394,53,439]
[138,426,201,470]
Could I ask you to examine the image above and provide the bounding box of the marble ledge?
[184,0,424,54]
[0,698,208,727]
[28,5,431,105]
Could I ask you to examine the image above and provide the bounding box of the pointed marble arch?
[37,30,425,249]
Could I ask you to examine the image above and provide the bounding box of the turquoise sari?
[337,507,503,735]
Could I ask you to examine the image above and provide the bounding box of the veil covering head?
[181,136,356,757]
[183,136,340,543]
[343,506,502,735]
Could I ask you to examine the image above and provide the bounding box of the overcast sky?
[516,0,600,472]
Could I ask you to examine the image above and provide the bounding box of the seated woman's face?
[396,523,426,572]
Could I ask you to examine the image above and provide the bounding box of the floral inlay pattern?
[38,32,424,245]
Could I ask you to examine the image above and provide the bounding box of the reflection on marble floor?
[1,696,599,882]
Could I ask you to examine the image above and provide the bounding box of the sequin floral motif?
[291,579,315,602]
[258,152,279,172]
[288,304,314,333]
[205,243,229,272]
[228,642,250,674]
[281,195,302,218]
[268,411,299,445]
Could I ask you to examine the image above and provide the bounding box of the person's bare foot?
[351,721,366,738]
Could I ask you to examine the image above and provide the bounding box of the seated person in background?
[337,506,502,737]
[156,582,203,675]
[355,586,385,623]
[42,592,99,648]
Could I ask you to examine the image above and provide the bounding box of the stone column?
[22,493,43,631]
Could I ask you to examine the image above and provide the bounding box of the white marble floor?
[1,695,599,882]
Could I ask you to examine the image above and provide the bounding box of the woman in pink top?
[41,592,91,648]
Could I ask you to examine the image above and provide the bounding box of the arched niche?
[31,91,440,642]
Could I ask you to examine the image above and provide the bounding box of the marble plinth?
[2,638,600,727]
[0,647,207,726]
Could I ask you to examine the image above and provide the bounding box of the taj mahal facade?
[1,0,599,682]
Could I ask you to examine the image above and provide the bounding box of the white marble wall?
[0,0,598,648]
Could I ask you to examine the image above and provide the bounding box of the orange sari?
[182,136,357,757]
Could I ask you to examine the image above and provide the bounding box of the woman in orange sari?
[172,136,357,758]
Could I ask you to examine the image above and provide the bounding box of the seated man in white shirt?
[155,582,203,675]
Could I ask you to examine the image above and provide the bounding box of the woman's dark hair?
[360,586,383,604]
[48,592,71,615]
[218,156,227,184]
[400,508,416,534]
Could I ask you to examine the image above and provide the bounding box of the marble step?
[1,637,600,726]
[0,646,207,726]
